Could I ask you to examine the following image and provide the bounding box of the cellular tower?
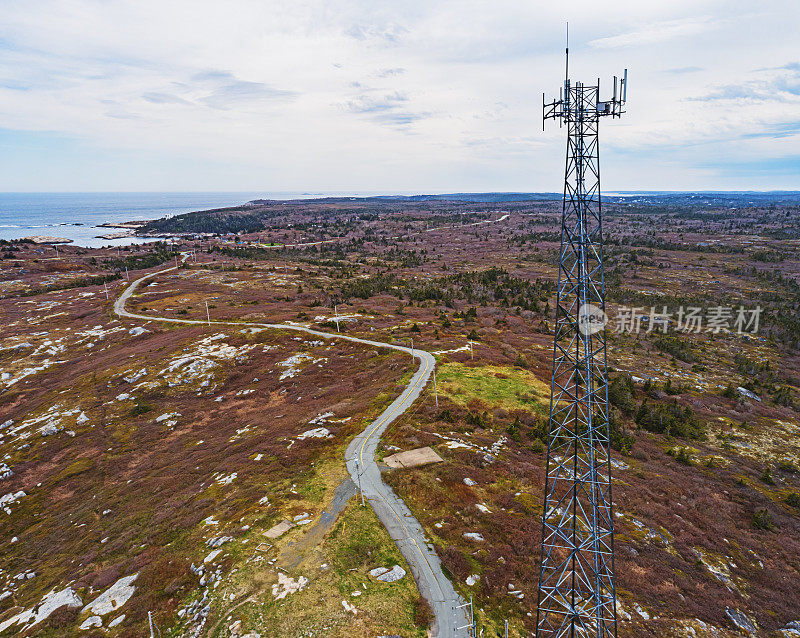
[535,29,627,638]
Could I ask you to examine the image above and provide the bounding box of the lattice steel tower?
[535,34,627,638]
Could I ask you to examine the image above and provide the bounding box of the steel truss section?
[536,74,626,638]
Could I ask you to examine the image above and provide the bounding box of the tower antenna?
[537,39,628,638]
[565,22,569,87]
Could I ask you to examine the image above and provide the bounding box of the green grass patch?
[436,362,550,412]
[55,458,95,481]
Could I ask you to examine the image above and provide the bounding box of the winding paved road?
[114,264,469,637]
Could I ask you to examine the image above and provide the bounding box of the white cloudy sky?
[1,0,798,192]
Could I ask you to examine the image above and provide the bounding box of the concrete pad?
[263,520,295,539]
[383,446,444,469]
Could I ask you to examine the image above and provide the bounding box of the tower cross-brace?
[535,48,627,638]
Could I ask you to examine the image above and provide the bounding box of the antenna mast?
[536,34,628,638]
[565,22,569,85]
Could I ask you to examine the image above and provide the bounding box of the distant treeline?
[141,209,272,234]
[339,266,554,311]
[16,273,121,298]
[103,245,177,272]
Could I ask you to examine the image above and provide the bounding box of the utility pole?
[456,598,474,637]
[148,611,156,638]
[410,338,414,359]
[125,266,129,281]
[205,301,211,327]
[536,27,626,638]
[470,595,475,637]
[104,282,109,300]
[433,365,438,407]
[334,304,340,333]
[468,340,474,360]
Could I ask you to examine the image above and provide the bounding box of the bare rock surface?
[83,573,138,616]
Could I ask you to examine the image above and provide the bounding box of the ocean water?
[0,192,343,248]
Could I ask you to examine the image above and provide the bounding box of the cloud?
[741,120,800,139]
[589,17,716,49]
[757,61,800,72]
[141,72,296,110]
[191,70,295,110]
[0,79,32,91]
[345,23,407,44]
[345,91,408,113]
[690,64,800,102]
[0,0,798,191]
[101,99,140,120]
[378,67,405,77]
[343,90,430,128]
[142,91,191,105]
[663,66,703,74]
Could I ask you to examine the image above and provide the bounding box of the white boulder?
[82,573,138,616]
[80,616,103,629]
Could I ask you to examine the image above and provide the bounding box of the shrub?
[319,320,344,331]
[414,596,434,628]
[772,385,794,407]
[752,508,776,531]
[528,413,548,442]
[609,410,635,454]
[130,401,152,416]
[673,447,692,465]
[663,378,685,395]
[654,335,697,363]
[530,439,545,454]
[778,460,799,474]
[760,466,776,485]
[734,352,774,382]
[465,411,488,429]
[786,492,800,508]
[506,416,522,442]
[722,383,737,399]
[608,374,636,415]
[635,399,705,439]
